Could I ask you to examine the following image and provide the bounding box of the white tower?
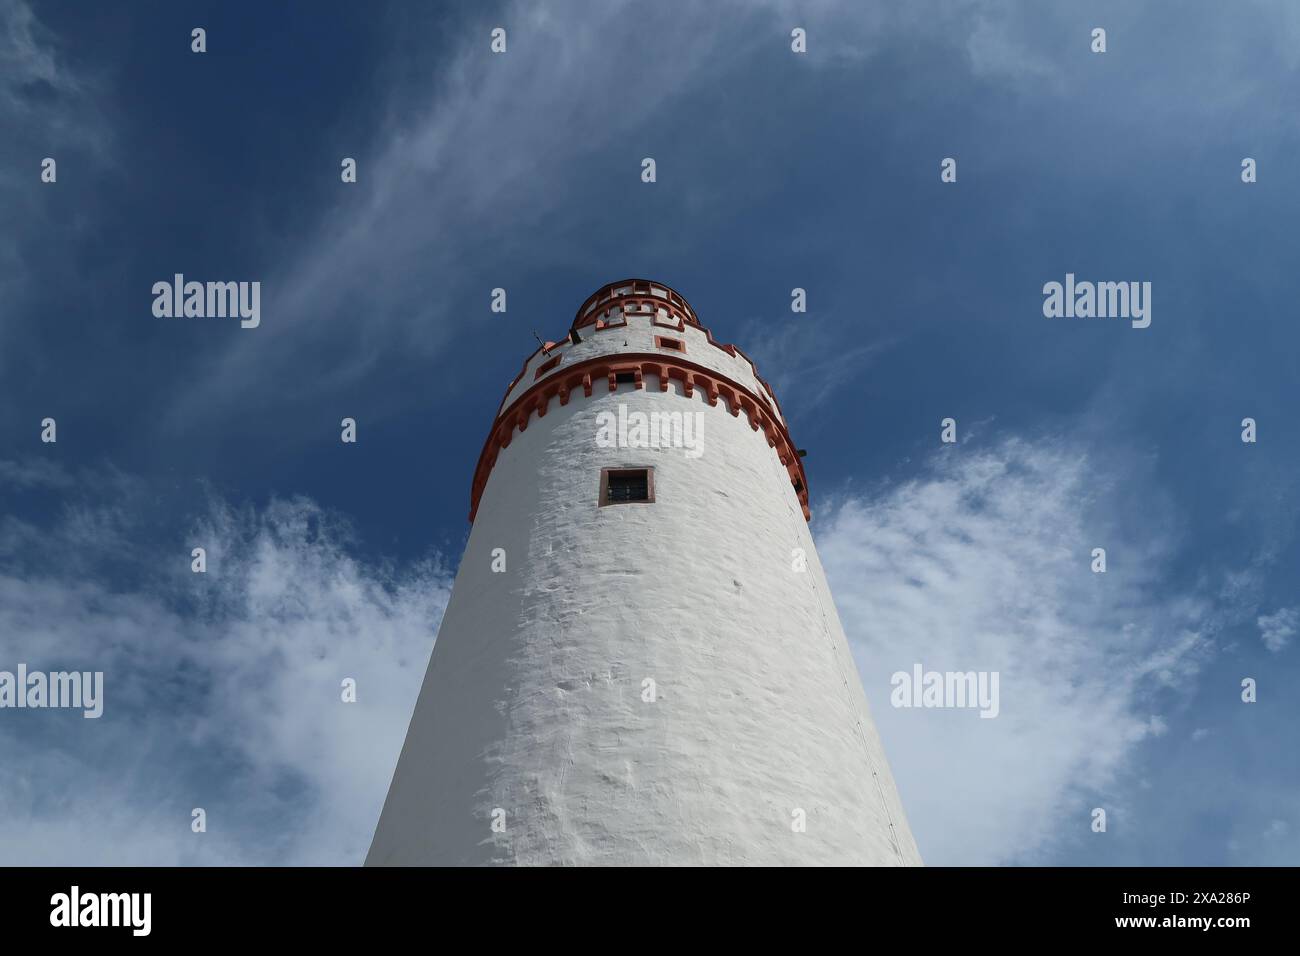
[367,280,921,866]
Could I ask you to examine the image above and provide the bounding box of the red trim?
[468,352,811,523]
[571,280,784,419]
[653,311,685,331]
[575,279,700,329]
[496,280,784,422]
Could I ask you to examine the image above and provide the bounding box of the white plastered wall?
[367,337,921,866]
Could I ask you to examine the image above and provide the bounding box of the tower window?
[600,467,655,506]
[534,354,562,379]
[614,371,637,385]
[655,335,685,352]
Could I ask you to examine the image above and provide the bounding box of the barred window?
[600,467,654,506]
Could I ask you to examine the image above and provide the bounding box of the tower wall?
[367,282,921,866]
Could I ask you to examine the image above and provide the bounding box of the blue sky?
[1,0,1297,865]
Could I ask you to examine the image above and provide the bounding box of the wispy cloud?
[0,455,73,490]
[0,0,112,360]
[0,469,450,865]
[816,434,1220,864]
[1257,607,1297,654]
[0,0,87,120]
[166,0,782,427]
[738,314,894,412]
[168,0,1173,429]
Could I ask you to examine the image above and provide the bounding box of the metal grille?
[607,471,648,502]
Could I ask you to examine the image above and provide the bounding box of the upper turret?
[571,279,703,334]
[471,279,810,522]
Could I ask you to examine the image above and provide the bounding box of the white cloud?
[0,0,111,359]
[161,0,1117,429]
[737,315,894,411]
[0,456,73,489]
[0,0,79,114]
[1257,607,1298,653]
[168,0,775,425]
[815,435,1214,865]
[0,487,451,865]
[963,3,1060,83]
[0,0,108,181]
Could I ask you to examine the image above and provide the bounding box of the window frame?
[599,466,655,507]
